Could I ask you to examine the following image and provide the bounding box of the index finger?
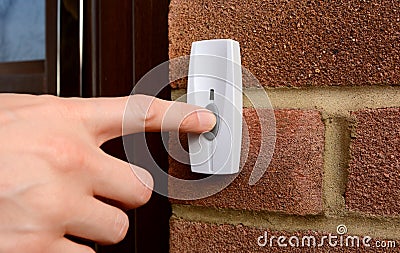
[71,95,216,145]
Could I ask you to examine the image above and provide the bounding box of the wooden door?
[89,0,170,252]
[0,0,170,252]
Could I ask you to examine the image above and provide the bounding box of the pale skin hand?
[0,94,216,253]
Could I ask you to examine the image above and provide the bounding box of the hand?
[0,94,215,253]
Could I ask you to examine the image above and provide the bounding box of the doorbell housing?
[187,39,242,175]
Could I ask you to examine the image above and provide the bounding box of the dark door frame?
[82,1,171,252]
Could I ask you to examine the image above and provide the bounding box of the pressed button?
[203,103,219,141]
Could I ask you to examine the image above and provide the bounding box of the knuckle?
[179,111,196,131]
[40,136,88,171]
[36,95,65,114]
[178,107,204,132]
[133,94,162,129]
[38,94,61,104]
[63,98,91,125]
[140,96,156,126]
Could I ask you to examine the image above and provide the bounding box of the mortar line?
[172,86,400,113]
[172,205,400,240]
[322,117,351,216]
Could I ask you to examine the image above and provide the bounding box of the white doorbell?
[187,39,243,175]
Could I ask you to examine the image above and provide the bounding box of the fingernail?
[196,110,216,131]
[134,167,154,190]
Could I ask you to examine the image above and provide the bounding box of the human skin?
[0,94,216,253]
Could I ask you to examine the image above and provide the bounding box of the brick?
[169,0,400,88]
[169,109,324,215]
[170,219,397,252]
[346,108,400,216]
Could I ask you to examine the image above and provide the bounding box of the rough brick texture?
[169,0,400,88]
[169,109,324,215]
[170,219,397,253]
[346,107,400,216]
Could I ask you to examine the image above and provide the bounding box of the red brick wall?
[169,0,400,88]
[168,0,400,252]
